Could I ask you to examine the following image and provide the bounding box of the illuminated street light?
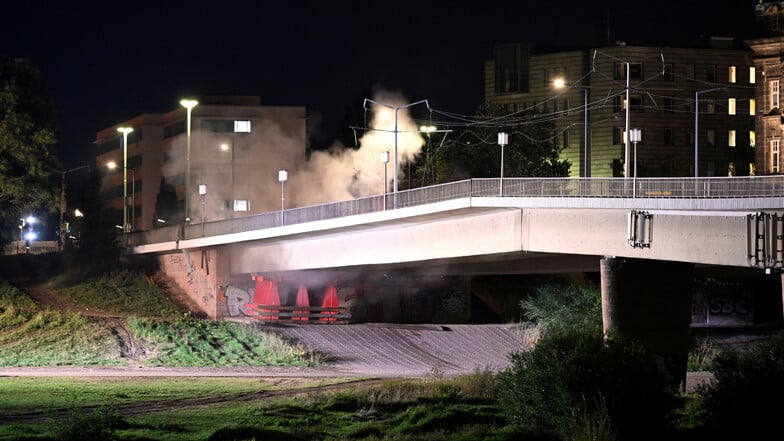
[106,159,135,233]
[199,184,207,236]
[363,98,430,194]
[180,98,198,223]
[381,151,389,210]
[498,132,509,196]
[629,128,642,197]
[117,126,133,233]
[552,78,590,177]
[278,170,288,225]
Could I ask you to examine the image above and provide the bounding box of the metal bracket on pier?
[627,210,653,248]
[748,212,783,270]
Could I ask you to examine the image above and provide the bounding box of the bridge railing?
[127,176,784,246]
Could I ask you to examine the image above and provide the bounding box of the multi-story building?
[747,1,784,174]
[94,96,306,232]
[484,40,756,178]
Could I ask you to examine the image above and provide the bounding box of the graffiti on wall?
[219,285,253,317]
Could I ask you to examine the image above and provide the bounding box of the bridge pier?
[600,256,694,389]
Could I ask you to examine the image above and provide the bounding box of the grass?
[0,261,321,368]
[0,369,526,441]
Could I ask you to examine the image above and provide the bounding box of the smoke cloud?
[165,90,425,223]
[289,89,425,206]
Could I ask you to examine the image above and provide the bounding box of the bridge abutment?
[600,256,694,389]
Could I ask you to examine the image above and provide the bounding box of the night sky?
[1,1,762,169]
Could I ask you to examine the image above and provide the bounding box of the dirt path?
[0,378,388,425]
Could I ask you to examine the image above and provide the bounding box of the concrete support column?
[600,256,694,389]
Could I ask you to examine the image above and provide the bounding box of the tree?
[433,102,570,182]
[0,58,59,245]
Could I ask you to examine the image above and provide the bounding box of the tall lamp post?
[117,127,134,233]
[59,165,90,250]
[107,161,135,232]
[180,98,198,223]
[694,88,725,177]
[497,132,509,196]
[629,128,641,197]
[552,78,590,177]
[381,151,389,210]
[278,170,287,225]
[362,98,430,193]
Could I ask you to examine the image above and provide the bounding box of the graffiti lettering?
[224,285,251,317]
[709,297,751,315]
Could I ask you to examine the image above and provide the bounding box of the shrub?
[496,328,680,441]
[693,332,784,438]
[520,282,602,335]
[47,405,123,441]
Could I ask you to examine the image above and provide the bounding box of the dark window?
[613,127,623,145]
[630,94,644,112]
[563,130,570,149]
[163,121,186,139]
[686,64,695,80]
[706,65,716,82]
[664,128,674,145]
[201,119,234,132]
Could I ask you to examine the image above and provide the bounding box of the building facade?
[94,96,306,232]
[484,41,756,178]
[747,1,784,175]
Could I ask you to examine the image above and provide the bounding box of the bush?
[47,405,124,441]
[520,282,602,335]
[693,332,784,438]
[496,328,681,441]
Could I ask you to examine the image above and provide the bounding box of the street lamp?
[199,184,207,236]
[180,98,198,223]
[629,128,642,197]
[278,170,287,225]
[117,127,133,233]
[107,161,135,232]
[381,151,389,210]
[552,79,590,177]
[419,125,436,185]
[363,98,430,193]
[694,88,725,177]
[497,132,509,196]
[59,165,90,250]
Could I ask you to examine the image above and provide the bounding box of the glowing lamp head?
[180,99,198,110]
[24,231,37,241]
[117,126,133,136]
[106,161,118,170]
[552,78,566,89]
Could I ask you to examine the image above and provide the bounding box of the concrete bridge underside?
[142,205,781,390]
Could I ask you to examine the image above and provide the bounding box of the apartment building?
[94,96,306,232]
[747,1,784,174]
[484,41,756,178]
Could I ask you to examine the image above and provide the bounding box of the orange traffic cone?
[293,284,310,321]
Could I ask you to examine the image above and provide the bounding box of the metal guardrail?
[127,176,784,247]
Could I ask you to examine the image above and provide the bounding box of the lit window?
[233,200,250,211]
[750,131,756,147]
[749,163,756,176]
[728,130,736,147]
[234,120,251,133]
[728,162,736,176]
[729,66,737,83]
[728,98,736,115]
[750,98,756,115]
[749,67,756,84]
[770,80,780,109]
